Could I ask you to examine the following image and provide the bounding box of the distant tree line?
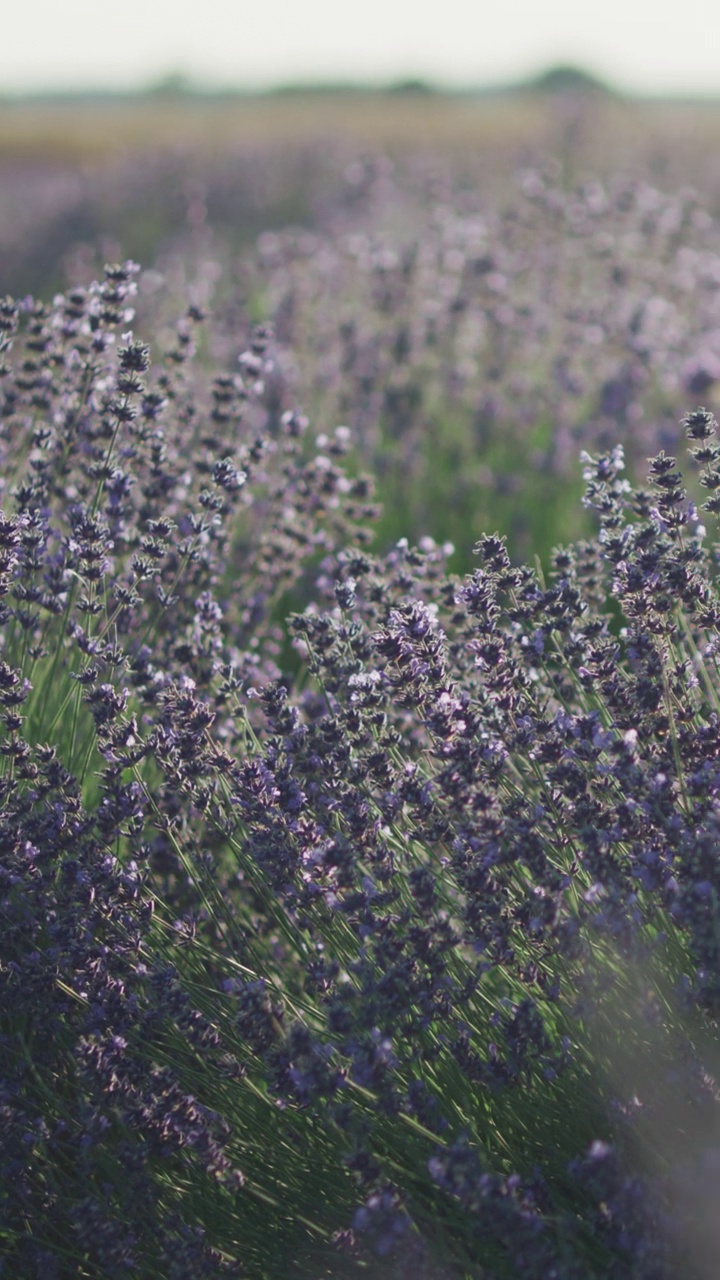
[0,63,619,106]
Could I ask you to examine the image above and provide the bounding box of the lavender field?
[4,92,720,1278]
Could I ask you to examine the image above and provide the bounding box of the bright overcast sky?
[2,0,720,96]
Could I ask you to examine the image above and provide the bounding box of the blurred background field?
[4,83,720,571]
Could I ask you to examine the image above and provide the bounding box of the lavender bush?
[2,257,720,1278]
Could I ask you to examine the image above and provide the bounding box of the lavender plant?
[3,263,720,1279]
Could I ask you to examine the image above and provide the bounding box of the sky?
[2,0,720,97]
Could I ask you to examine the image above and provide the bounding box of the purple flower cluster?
[0,264,376,1276]
[4,254,720,1277]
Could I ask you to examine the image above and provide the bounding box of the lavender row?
[2,260,720,1276]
